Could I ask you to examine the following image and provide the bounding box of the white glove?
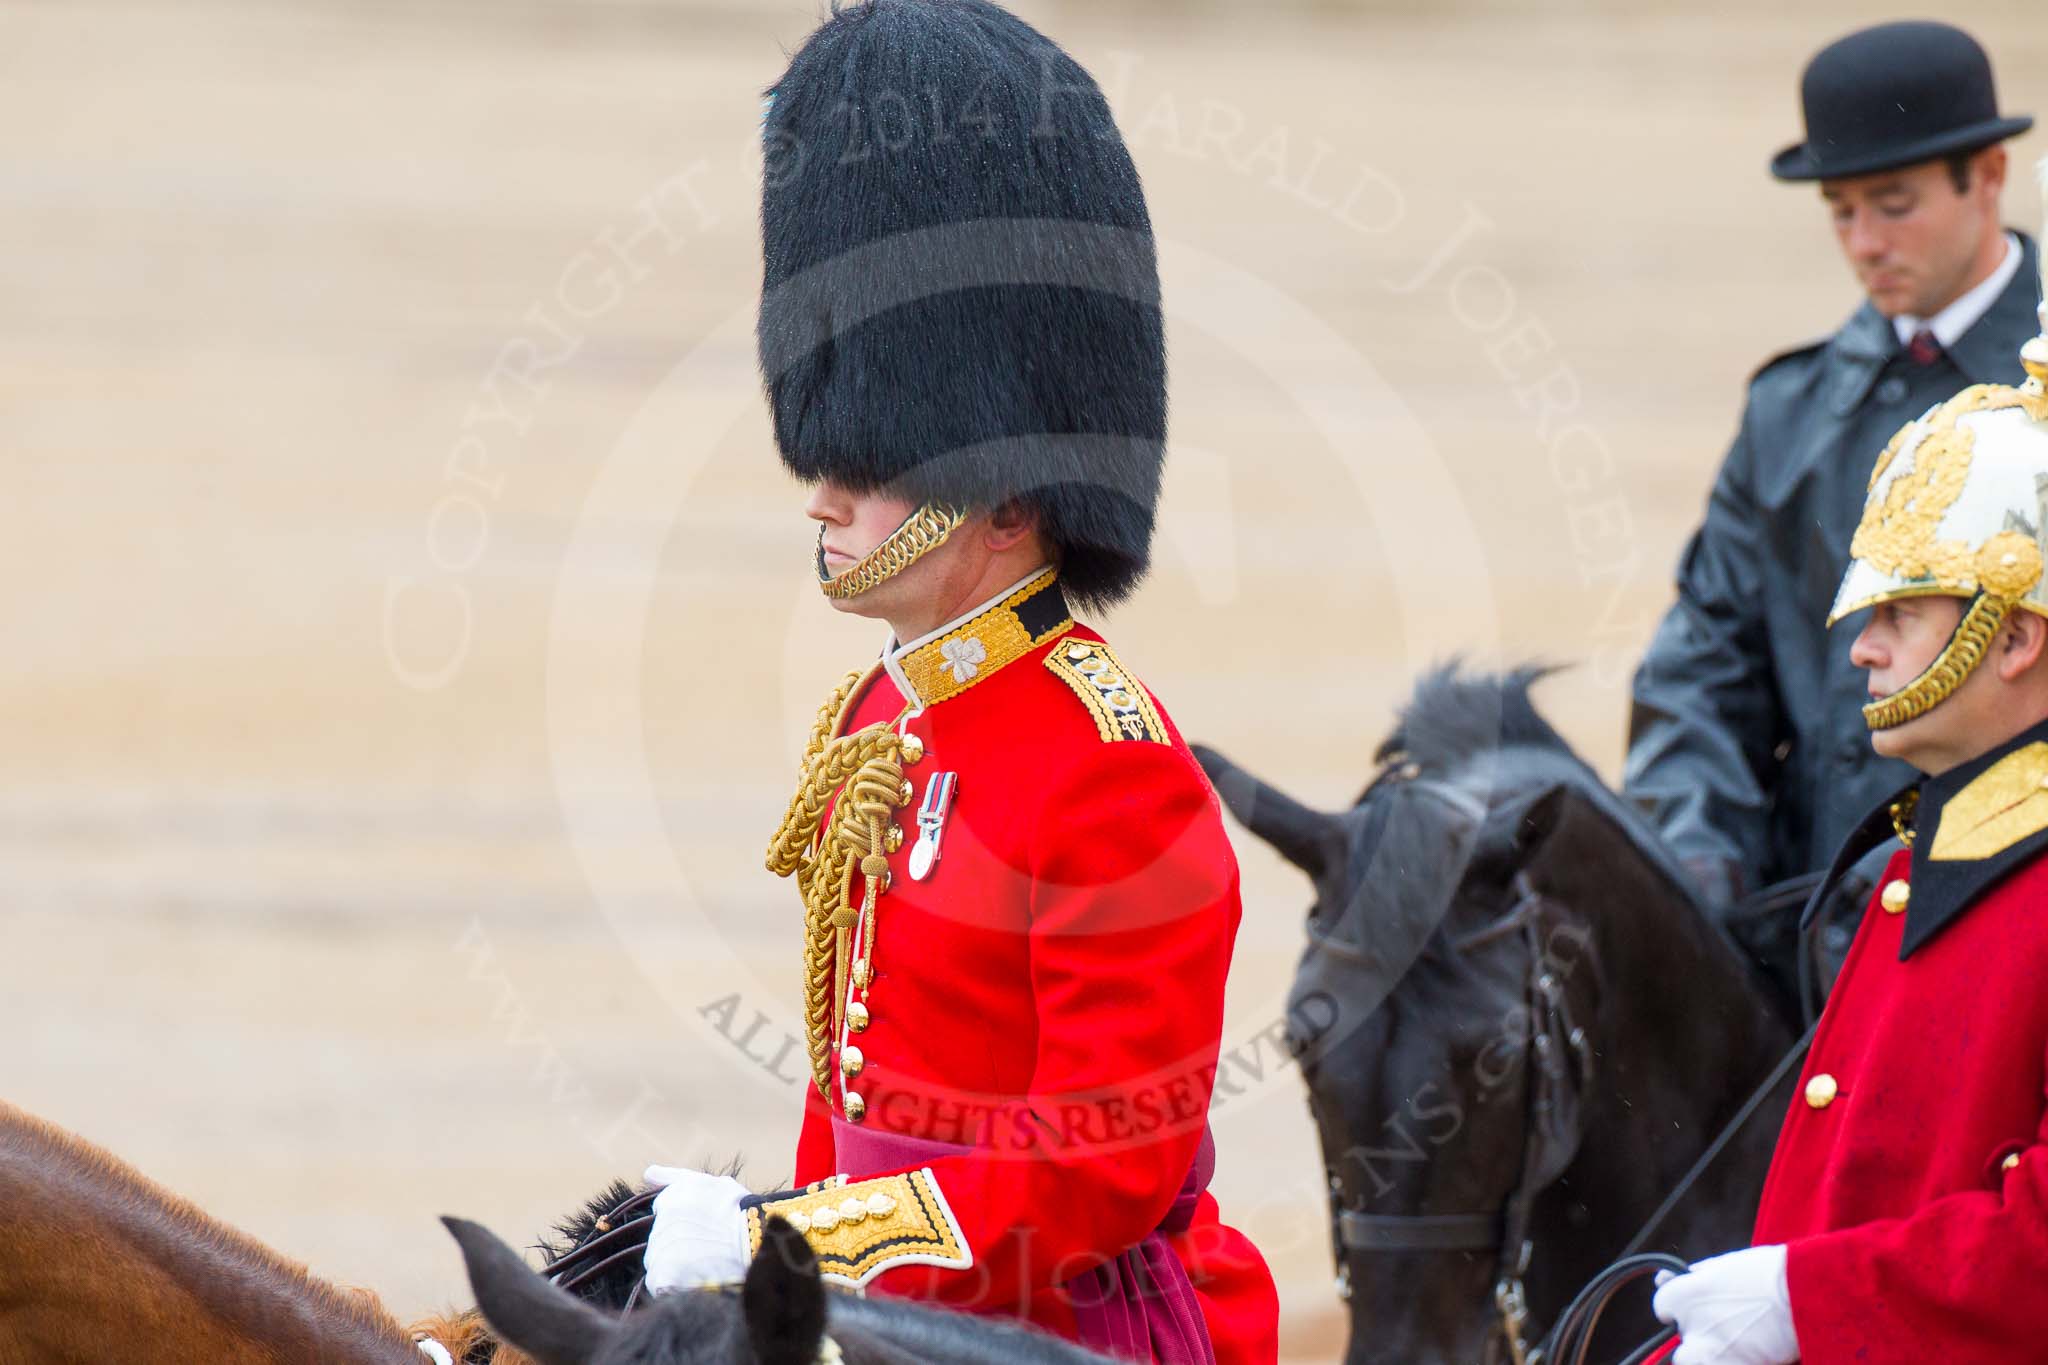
[642,1164,750,1295]
[1652,1244,1799,1365]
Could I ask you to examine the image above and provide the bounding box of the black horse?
[1197,669,1798,1365]
[423,1179,1112,1365]
[447,1213,1112,1365]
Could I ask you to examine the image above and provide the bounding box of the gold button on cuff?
[1067,642,1091,661]
[840,1045,865,1078]
[1805,1073,1839,1109]
[2004,1152,2023,1173]
[899,733,925,765]
[1881,879,1910,915]
[843,1091,866,1123]
[847,1001,870,1033]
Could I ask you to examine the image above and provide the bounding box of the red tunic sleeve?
[794,1078,836,1189]
[1782,1054,2048,1363]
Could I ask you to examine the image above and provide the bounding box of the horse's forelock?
[1374,663,1568,778]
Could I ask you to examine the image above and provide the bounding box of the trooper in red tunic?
[1652,220,2048,1363]
[636,3,1278,1361]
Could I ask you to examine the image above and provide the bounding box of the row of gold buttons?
[1815,879,2027,1171]
[1802,879,1915,1110]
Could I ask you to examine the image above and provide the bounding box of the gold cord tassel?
[766,671,914,1097]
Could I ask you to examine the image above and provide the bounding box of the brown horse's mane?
[0,1098,428,1363]
[408,1308,537,1365]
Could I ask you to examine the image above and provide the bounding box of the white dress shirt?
[1892,232,2022,349]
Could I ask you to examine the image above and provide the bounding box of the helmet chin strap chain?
[816,504,965,601]
[1863,592,2012,730]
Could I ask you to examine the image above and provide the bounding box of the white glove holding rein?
[1651,1243,1800,1365]
[641,1164,751,1295]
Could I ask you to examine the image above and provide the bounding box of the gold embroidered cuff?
[743,1168,972,1288]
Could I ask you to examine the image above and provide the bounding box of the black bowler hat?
[1771,20,2032,182]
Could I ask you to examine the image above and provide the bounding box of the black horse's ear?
[742,1216,827,1365]
[443,1216,612,1365]
[1194,745,1343,880]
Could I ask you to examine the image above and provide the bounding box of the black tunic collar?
[1900,710,2048,958]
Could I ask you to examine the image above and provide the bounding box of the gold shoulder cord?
[765,669,913,1097]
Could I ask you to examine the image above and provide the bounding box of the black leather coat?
[1625,234,2042,907]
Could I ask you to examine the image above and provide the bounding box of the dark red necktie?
[1906,328,1943,366]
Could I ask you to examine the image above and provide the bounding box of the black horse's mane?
[1375,664,1702,909]
[540,1178,640,1265]
[828,1293,1113,1362]
[504,1179,1100,1364]
[1375,663,1572,777]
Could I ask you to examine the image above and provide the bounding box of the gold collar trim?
[1929,740,2048,861]
[888,569,1071,709]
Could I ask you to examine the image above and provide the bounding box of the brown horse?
[0,1103,1114,1365]
[0,1098,522,1364]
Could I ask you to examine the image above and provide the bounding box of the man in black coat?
[1625,20,2041,922]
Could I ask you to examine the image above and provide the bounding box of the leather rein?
[542,1188,658,1312]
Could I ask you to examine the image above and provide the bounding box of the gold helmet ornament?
[1830,159,2048,729]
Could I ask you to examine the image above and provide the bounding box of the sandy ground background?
[4,0,2044,1357]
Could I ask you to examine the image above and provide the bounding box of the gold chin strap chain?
[765,670,913,1097]
[818,504,964,601]
[1863,593,2012,731]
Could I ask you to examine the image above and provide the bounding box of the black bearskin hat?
[758,0,1164,610]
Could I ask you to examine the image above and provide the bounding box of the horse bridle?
[1314,772,1868,1365]
[1318,872,1594,1365]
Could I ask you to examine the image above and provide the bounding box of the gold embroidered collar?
[1889,723,2048,959]
[1929,740,2048,861]
[884,568,1072,709]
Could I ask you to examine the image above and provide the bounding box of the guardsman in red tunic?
[635,3,1279,1361]
[1652,205,2048,1363]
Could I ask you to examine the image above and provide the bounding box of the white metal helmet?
[1831,158,2048,729]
